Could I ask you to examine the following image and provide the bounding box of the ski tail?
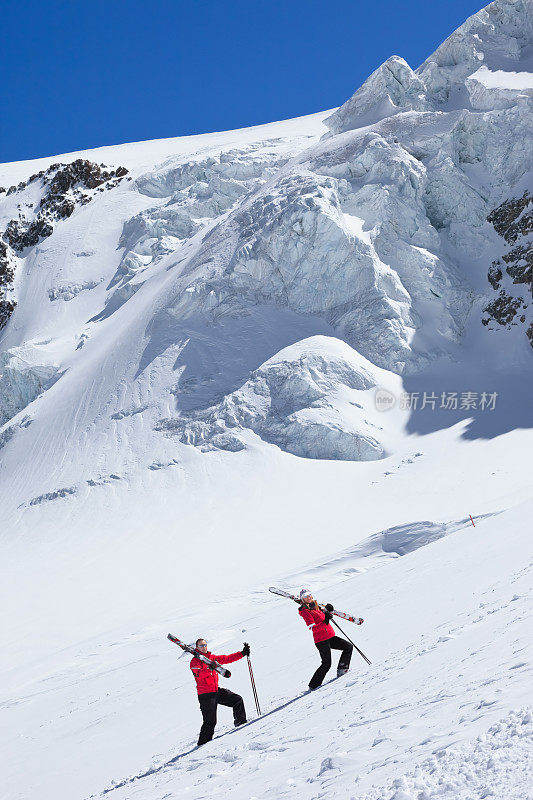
[330,609,363,624]
[269,587,301,603]
[168,633,186,648]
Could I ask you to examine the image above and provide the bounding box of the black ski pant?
[309,635,353,689]
[197,687,247,745]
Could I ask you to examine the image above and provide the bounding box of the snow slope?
[1,1,532,798]
[100,501,533,800]
[3,466,531,800]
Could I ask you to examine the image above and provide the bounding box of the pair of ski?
[268,587,364,625]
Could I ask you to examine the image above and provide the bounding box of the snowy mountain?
[1,1,532,799]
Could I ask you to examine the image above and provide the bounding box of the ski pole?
[248,657,261,716]
[331,618,372,665]
[244,642,261,716]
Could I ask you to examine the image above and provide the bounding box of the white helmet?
[299,588,312,600]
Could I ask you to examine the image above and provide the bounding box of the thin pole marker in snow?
[469,514,475,527]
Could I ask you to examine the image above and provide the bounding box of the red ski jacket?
[299,605,335,643]
[190,650,244,695]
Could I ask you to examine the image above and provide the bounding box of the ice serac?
[108,145,289,303]
[417,0,533,105]
[0,344,60,426]
[465,65,533,110]
[324,56,430,135]
[156,336,392,461]
[162,128,475,375]
[325,0,533,134]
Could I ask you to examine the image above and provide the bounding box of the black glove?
[241,643,250,657]
[325,603,334,612]
[323,611,333,624]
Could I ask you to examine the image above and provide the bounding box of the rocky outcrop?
[0,299,16,329]
[503,244,533,286]
[3,159,129,252]
[28,486,77,506]
[483,192,532,345]
[0,159,129,331]
[487,192,533,244]
[483,291,524,326]
[3,159,128,204]
[4,216,54,251]
[0,240,16,328]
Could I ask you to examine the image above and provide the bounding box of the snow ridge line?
[281,512,502,590]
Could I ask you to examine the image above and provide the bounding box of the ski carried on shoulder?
[269,587,364,625]
[269,588,372,664]
[167,634,231,677]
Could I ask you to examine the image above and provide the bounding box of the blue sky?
[2,0,484,163]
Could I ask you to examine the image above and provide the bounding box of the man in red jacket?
[190,639,249,745]
[298,589,355,690]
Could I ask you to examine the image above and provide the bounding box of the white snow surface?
[470,65,533,89]
[1,1,532,799]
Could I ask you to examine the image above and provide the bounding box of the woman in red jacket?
[190,639,249,745]
[298,589,354,690]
